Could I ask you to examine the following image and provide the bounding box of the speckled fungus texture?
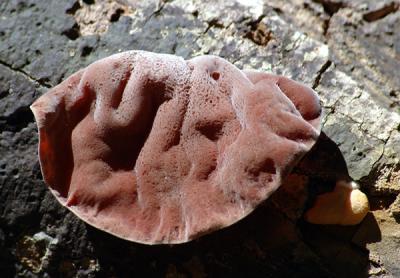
[30,51,322,244]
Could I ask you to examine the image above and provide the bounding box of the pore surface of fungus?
[31,51,322,244]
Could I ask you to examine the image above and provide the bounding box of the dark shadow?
[85,200,334,278]
[298,211,382,278]
[80,133,382,278]
[295,132,382,278]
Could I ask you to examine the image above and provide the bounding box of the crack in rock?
[363,1,400,22]
[0,60,51,89]
[312,60,332,89]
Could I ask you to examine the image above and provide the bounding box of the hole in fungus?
[196,121,224,141]
[246,158,277,182]
[211,71,220,81]
[258,158,277,174]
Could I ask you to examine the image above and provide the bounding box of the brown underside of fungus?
[31,51,322,244]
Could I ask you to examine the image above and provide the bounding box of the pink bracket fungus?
[31,50,323,244]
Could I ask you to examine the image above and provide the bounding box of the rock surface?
[0,0,399,277]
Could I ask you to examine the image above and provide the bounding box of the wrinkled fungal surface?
[30,51,322,244]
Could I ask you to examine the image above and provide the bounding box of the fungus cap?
[31,51,322,244]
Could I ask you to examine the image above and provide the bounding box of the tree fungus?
[31,51,368,244]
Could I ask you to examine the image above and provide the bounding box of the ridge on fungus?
[31,51,322,244]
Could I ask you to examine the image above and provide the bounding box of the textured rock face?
[31,51,321,244]
[2,0,399,276]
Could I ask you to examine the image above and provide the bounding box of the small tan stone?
[305,181,370,225]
